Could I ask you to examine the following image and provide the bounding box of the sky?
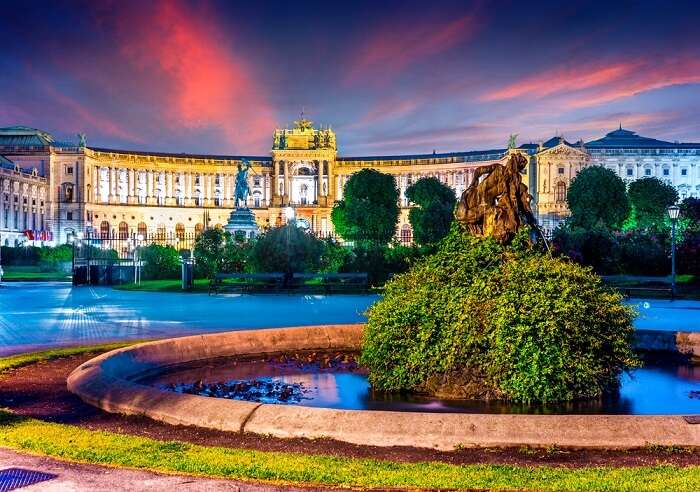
[1,0,699,156]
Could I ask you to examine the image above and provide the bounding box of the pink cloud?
[344,15,477,86]
[481,57,700,108]
[115,1,276,152]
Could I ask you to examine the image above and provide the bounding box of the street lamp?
[284,206,295,223]
[668,204,680,300]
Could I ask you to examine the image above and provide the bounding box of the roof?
[585,126,700,149]
[0,126,54,147]
[88,147,272,162]
[337,148,507,162]
[0,154,16,170]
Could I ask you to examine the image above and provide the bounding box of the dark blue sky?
[1,0,699,155]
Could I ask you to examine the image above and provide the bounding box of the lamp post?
[668,204,680,300]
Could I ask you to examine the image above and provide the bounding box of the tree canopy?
[680,197,700,228]
[566,166,630,230]
[331,169,400,244]
[405,177,456,246]
[627,177,678,230]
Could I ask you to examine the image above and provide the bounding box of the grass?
[1,410,699,491]
[1,265,71,282]
[2,345,700,490]
[0,342,137,375]
[114,278,209,292]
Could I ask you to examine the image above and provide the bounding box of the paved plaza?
[0,282,699,356]
[0,282,378,356]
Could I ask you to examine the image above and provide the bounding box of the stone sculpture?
[455,152,538,243]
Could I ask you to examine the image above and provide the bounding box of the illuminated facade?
[0,123,698,245]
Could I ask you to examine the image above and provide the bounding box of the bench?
[616,286,674,299]
[209,272,284,294]
[291,272,368,293]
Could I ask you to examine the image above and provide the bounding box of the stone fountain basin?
[67,324,700,450]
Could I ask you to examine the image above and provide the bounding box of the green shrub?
[552,225,620,274]
[340,242,420,286]
[139,244,181,280]
[249,224,325,273]
[362,225,637,403]
[38,244,73,272]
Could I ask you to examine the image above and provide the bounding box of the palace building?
[0,121,698,246]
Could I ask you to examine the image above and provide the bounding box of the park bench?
[291,272,368,293]
[616,286,674,299]
[209,272,284,294]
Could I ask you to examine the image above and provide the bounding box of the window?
[66,211,73,221]
[681,168,688,176]
[663,168,670,176]
[645,168,652,176]
[194,223,204,237]
[626,168,633,177]
[100,220,110,238]
[175,223,185,239]
[558,167,565,175]
[66,166,73,175]
[253,177,260,187]
[400,224,412,244]
[118,222,129,239]
[555,182,567,203]
[137,222,148,237]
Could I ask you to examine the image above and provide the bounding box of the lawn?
[1,265,71,282]
[114,278,210,292]
[1,346,700,491]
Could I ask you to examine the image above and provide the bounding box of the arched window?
[214,223,223,230]
[194,223,204,237]
[175,223,185,239]
[555,181,567,203]
[400,224,412,244]
[253,191,262,208]
[137,222,148,238]
[100,220,110,238]
[118,222,129,239]
[156,224,166,242]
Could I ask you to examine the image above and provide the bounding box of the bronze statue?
[455,152,538,244]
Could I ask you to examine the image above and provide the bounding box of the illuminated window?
[555,182,567,203]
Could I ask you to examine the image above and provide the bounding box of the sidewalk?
[0,448,324,491]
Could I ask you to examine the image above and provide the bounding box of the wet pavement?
[0,282,378,356]
[0,282,699,356]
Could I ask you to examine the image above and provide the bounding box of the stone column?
[108,166,116,203]
[125,168,133,204]
[284,162,291,205]
[92,165,100,203]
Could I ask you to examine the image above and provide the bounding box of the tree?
[627,177,678,230]
[193,228,227,279]
[331,169,399,244]
[140,244,181,280]
[405,177,456,246]
[566,166,630,230]
[249,224,325,274]
[680,197,700,229]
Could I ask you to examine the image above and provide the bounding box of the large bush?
[331,169,400,244]
[567,166,630,230]
[139,244,181,280]
[340,242,420,286]
[627,177,678,230]
[362,225,637,403]
[617,230,669,276]
[405,177,456,246]
[249,224,325,273]
[552,225,620,274]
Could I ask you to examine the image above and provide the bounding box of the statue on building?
[279,131,287,149]
[77,133,87,148]
[455,152,538,244]
[507,133,518,150]
[234,158,252,208]
[273,131,280,149]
